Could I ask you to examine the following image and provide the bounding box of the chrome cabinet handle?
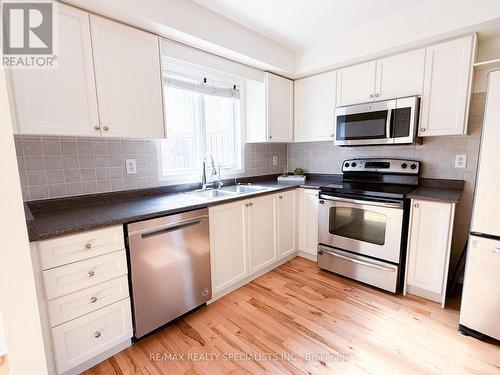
[493,248,500,255]
[375,93,380,98]
[94,331,101,338]
[269,135,272,139]
[88,270,95,277]
[84,243,92,250]
[420,128,426,132]
[103,126,109,131]
[94,125,101,131]
[279,195,282,199]
[369,94,374,99]
[90,296,97,303]
[414,203,419,208]
[330,133,335,138]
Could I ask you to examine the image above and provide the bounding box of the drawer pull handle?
[493,248,500,255]
[94,331,101,338]
[90,296,98,303]
[414,203,419,208]
[85,243,92,249]
[88,270,95,277]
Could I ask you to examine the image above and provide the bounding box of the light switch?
[455,154,467,169]
[126,159,137,174]
[272,156,278,166]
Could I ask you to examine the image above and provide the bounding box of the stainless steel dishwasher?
[127,208,211,338]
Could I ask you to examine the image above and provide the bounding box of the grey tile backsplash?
[15,137,287,201]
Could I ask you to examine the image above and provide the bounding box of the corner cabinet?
[209,191,297,298]
[294,71,336,142]
[8,3,100,136]
[419,35,476,136]
[404,199,456,307]
[246,73,293,143]
[298,188,319,260]
[89,15,164,138]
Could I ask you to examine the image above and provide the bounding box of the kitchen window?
[160,59,244,181]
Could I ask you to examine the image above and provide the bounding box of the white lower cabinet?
[404,199,456,306]
[32,225,133,375]
[248,194,277,273]
[209,200,249,294]
[209,191,296,298]
[277,190,297,259]
[52,299,133,374]
[298,188,319,259]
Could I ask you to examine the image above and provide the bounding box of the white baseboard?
[61,339,131,375]
[209,252,298,303]
[298,250,317,261]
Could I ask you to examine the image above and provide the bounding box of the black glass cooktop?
[320,181,416,200]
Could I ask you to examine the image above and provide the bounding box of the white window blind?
[160,64,243,181]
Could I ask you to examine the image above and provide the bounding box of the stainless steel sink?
[186,189,236,199]
[221,185,269,194]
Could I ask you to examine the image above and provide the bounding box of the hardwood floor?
[82,256,500,375]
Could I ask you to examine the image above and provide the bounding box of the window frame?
[158,57,246,183]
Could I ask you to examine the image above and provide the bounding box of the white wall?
[64,0,295,74]
[295,0,500,75]
[0,71,49,374]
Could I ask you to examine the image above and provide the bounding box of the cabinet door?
[8,3,99,136]
[299,189,319,256]
[209,201,248,293]
[265,73,293,142]
[294,71,336,142]
[336,61,376,107]
[375,48,425,101]
[277,190,297,258]
[245,79,267,143]
[419,35,476,136]
[248,194,277,273]
[90,15,164,138]
[406,200,454,296]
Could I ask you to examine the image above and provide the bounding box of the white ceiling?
[193,0,432,51]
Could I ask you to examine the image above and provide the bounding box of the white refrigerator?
[459,69,500,340]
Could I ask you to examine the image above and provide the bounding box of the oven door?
[334,100,395,146]
[318,194,404,263]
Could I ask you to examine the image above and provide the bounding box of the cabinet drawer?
[39,226,125,270]
[52,298,133,374]
[43,251,128,300]
[48,276,129,327]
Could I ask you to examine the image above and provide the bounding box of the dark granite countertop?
[25,174,339,242]
[406,178,464,203]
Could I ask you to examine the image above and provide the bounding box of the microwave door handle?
[386,108,393,141]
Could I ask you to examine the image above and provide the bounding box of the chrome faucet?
[201,153,217,189]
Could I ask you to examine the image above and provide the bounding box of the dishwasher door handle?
[131,216,208,239]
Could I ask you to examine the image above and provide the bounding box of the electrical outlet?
[272,156,278,166]
[455,154,467,169]
[125,159,137,174]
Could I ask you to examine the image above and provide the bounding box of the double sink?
[185,184,270,201]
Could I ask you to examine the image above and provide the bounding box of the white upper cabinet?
[294,71,336,142]
[246,73,293,143]
[419,35,476,136]
[8,3,99,136]
[336,49,426,107]
[375,48,425,101]
[266,72,294,142]
[90,15,164,138]
[336,61,376,107]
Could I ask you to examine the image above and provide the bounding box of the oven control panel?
[342,158,420,174]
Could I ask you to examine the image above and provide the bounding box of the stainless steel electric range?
[317,158,420,293]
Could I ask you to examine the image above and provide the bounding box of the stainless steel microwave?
[334,96,420,146]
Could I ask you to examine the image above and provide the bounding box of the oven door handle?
[320,194,402,209]
[319,248,396,272]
